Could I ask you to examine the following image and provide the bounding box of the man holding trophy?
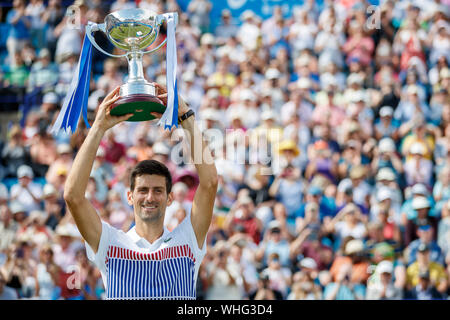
[55,9,218,299]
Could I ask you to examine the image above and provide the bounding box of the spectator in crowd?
[6,0,31,66]
[248,270,283,300]
[405,197,439,246]
[406,243,448,294]
[53,1,84,64]
[1,125,32,178]
[329,238,370,285]
[34,244,61,300]
[261,252,292,298]
[405,224,444,266]
[214,9,239,46]
[29,129,58,178]
[163,181,192,230]
[204,241,242,300]
[0,201,16,251]
[255,220,290,269]
[187,0,212,34]
[324,263,366,300]
[45,143,73,188]
[438,200,450,258]
[10,165,43,212]
[406,269,445,300]
[366,260,403,300]
[224,195,263,245]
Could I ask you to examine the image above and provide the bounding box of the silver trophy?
[86,9,177,121]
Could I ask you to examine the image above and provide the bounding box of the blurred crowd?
[0,0,450,300]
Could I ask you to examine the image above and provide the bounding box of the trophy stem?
[127,52,146,83]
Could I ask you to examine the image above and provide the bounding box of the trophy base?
[110,94,165,122]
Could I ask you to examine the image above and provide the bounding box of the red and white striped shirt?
[86,213,206,300]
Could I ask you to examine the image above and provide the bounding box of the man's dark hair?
[130,160,172,193]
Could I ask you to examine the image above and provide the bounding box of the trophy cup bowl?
[86,9,174,121]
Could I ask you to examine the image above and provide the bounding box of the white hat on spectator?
[265,68,281,80]
[321,73,337,89]
[376,167,396,181]
[156,74,166,86]
[152,142,170,155]
[351,90,365,103]
[376,260,394,274]
[377,187,392,202]
[261,109,277,121]
[379,106,394,117]
[407,84,419,95]
[200,33,215,46]
[296,55,310,67]
[10,201,26,214]
[345,239,364,255]
[221,9,231,17]
[182,71,195,83]
[87,89,106,111]
[202,108,219,122]
[43,92,59,104]
[240,89,256,101]
[38,48,51,59]
[412,196,430,210]
[43,184,58,198]
[378,137,396,153]
[238,195,254,206]
[229,109,243,121]
[28,210,47,224]
[267,220,281,230]
[55,223,80,238]
[17,165,34,179]
[440,68,450,79]
[57,143,72,154]
[297,78,311,89]
[241,10,255,21]
[207,88,220,99]
[300,258,317,270]
[409,142,425,155]
[300,257,318,270]
[172,182,188,194]
[411,183,428,196]
[347,73,363,85]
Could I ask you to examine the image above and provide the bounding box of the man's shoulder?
[429,261,445,271]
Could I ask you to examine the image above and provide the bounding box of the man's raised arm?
[63,87,132,253]
[155,84,218,249]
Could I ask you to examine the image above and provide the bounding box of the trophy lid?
[105,8,161,52]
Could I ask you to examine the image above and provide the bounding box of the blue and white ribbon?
[159,12,178,130]
[51,33,92,134]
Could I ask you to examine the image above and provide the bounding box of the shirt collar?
[127,225,170,248]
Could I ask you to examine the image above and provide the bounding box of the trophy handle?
[142,13,178,55]
[86,22,128,58]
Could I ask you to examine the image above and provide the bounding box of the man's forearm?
[64,124,106,199]
[180,116,217,185]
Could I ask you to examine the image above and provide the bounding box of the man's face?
[127,174,173,224]
[419,277,429,289]
[19,176,31,187]
[417,250,430,265]
[418,228,432,242]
